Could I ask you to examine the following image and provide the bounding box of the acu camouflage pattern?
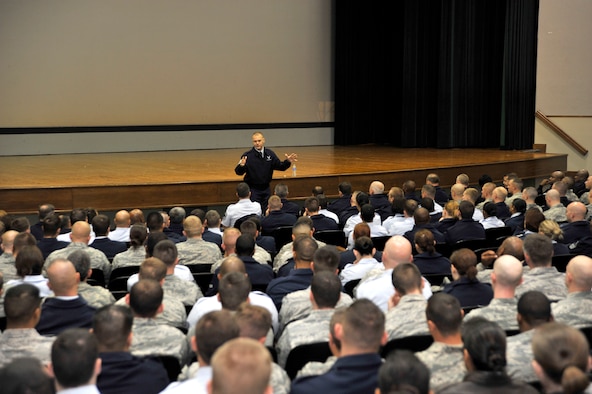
[296,356,337,379]
[415,342,466,392]
[45,242,112,281]
[543,205,567,223]
[514,267,567,302]
[552,291,592,329]
[384,294,429,340]
[78,282,115,308]
[112,247,146,269]
[0,253,18,282]
[0,329,55,367]
[164,274,202,306]
[130,318,190,366]
[176,238,222,266]
[464,298,519,331]
[506,329,537,383]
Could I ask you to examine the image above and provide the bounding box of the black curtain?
[334,0,538,150]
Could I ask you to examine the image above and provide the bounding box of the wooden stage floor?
[0,145,566,214]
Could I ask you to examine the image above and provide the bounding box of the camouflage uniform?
[0,328,55,367]
[415,342,466,392]
[526,203,543,212]
[384,294,429,340]
[176,238,222,266]
[276,309,334,368]
[112,247,146,269]
[515,267,567,302]
[273,240,327,272]
[506,329,537,383]
[45,242,112,282]
[210,247,272,273]
[476,269,492,284]
[543,204,567,223]
[0,253,18,282]
[580,191,590,205]
[270,363,291,394]
[296,356,337,378]
[552,291,592,328]
[278,288,353,337]
[130,317,191,366]
[164,274,202,306]
[464,298,518,331]
[116,294,187,329]
[78,281,115,309]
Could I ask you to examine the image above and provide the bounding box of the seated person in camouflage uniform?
[112,225,148,269]
[415,293,466,392]
[0,284,54,368]
[69,249,115,309]
[385,263,430,340]
[515,234,567,302]
[465,255,522,331]
[506,291,553,383]
[127,279,191,367]
[552,255,592,328]
[276,272,341,368]
[176,216,222,266]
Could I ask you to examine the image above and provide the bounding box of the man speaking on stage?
[235,131,298,211]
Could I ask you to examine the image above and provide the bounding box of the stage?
[0,145,566,214]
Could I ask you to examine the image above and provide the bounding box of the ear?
[490,272,497,285]
[93,357,102,378]
[126,332,133,349]
[191,335,198,353]
[124,294,131,305]
[334,322,344,341]
[47,362,55,378]
[217,293,221,302]
[532,359,545,381]
[157,303,164,315]
[463,348,474,371]
[380,331,388,346]
[427,319,436,334]
[207,379,214,394]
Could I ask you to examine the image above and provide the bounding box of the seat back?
[381,335,433,358]
[422,273,452,286]
[186,263,214,294]
[272,226,294,250]
[485,226,513,247]
[315,230,347,248]
[552,254,574,273]
[87,269,105,287]
[285,342,332,380]
[343,278,361,297]
[452,238,487,252]
[157,355,181,382]
[371,235,391,251]
[234,214,258,229]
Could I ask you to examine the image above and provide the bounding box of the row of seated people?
[1,230,591,393]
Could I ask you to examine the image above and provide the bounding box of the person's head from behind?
[353,236,374,258]
[13,232,37,257]
[92,304,133,352]
[183,215,204,238]
[360,204,375,222]
[458,200,475,220]
[146,211,164,232]
[311,245,340,273]
[129,224,148,249]
[517,291,552,330]
[523,233,553,268]
[461,317,506,373]
[15,245,44,277]
[218,271,251,311]
[152,239,178,267]
[532,322,590,394]
[145,231,168,257]
[128,279,163,318]
[450,248,478,281]
[524,208,545,232]
[4,283,41,328]
[337,299,386,354]
[42,213,62,237]
[310,271,341,309]
[352,222,371,241]
[235,303,272,341]
[538,219,564,242]
[68,249,91,282]
[208,337,272,394]
[292,235,317,265]
[391,263,422,296]
[377,350,431,394]
[304,196,320,215]
[426,292,462,338]
[491,255,523,290]
[46,258,79,296]
[91,214,110,237]
[235,234,256,257]
[50,328,100,390]
[138,257,167,282]
[195,310,240,366]
[0,357,54,394]
[414,229,436,255]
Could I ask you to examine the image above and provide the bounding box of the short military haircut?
[92,304,133,351]
[129,209,145,225]
[378,350,430,394]
[413,207,430,225]
[235,234,255,256]
[274,183,289,198]
[404,199,418,216]
[426,293,462,336]
[145,231,168,257]
[138,257,167,282]
[360,204,375,222]
[146,211,164,231]
[129,224,148,248]
[91,214,110,236]
[267,195,282,210]
[483,201,498,217]
[421,184,436,198]
[353,236,374,256]
[510,178,524,190]
[292,216,313,235]
[152,239,178,266]
[205,210,222,227]
[236,182,251,198]
[463,188,480,203]
[169,207,186,224]
[51,328,99,388]
[304,196,320,213]
[311,271,341,309]
[239,219,257,238]
[183,215,203,237]
[293,235,318,263]
[517,291,551,327]
[4,284,41,324]
[391,197,406,215]
[420,197,434,213]
[218,271,251,310]
[195,310,240,365]
[15,245,44,277]
[523,233,553,267]
[235,303,272,340]
[219,256,246,277]
[68,249,91,281]
[312,245,340,273]
[426,174,440,184]
[13,232,37,255]
[458,200,475,219]
[70,208,88,224]
[42,213,62,236]
[391,263,422,295]
[317,194,329,209]
[355,191,370,207]
[0,357,54,394]
[342,299,385,351]
[11,217,30,233]
[210,338,272,394]
[511,198,527,214]
[129,279,163,317]
[338,181,352,195]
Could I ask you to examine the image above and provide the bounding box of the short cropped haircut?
[391,263,422,295]
[236,182,251,198]
[353,236,374,256]
[146,211,164,232]
[152,239,178,266]
[426,293,462,336]
[4,284,41,324]
[459,200,475,219]
[92,304,133,351]
[517,291,551,326]
[523,233,553,267]
[235,234,255,256]
[138,257,167,282]
[129,279,163,317]
[311,271,341,308]
[145,231,168,257]
[68,250,91,281]
[218,271,251,310]
[91,214,110,236]
[42,213,62,236]
[195,310,240,365]
[342,299,385,351]
[312,245,340,273]
[293,235,318,263]
[338,181,352,195]
[378,350,430,394]
[51,328,99,388]
[304,197,320,213]
[235,303,272,340]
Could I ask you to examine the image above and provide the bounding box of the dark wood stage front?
[0,145,566,214]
